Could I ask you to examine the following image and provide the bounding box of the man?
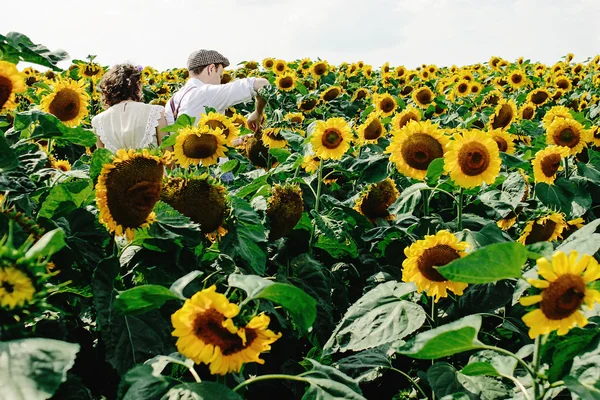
[165,49,269,133]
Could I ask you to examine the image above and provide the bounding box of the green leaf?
[161,114,196,133]
[536,179,576,216]
[564,375,600,400]
[324,281,424,355]
[228,274,274,299]
[389,183,427,215]
[558,218,600,256]
[315,234,359,259]
[466,350,518,377]
[0,338,80,400]
[438,242,527,284]
[24,228,66,260]
[461,362,500,377]
[0,32,69,70]
[114,285,183,315]
[545,329,600,382]
[269,147,291,163]
[38,179,94,219]
[397,315,483,359]
[428,363,476,399]
[89,148,113,182]
[118,364,179,400]
[301,359,366,400]
[14,110,96,146]
[526,242,554,260]
[161,382,242,400]
[220,159,238,173]
[0,135,19,172]
[169,271,203,299]
[426,158,445,185]
[296,82,309,95]
[333,347,392,383]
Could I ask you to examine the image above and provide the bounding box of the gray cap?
[187,50,230,70]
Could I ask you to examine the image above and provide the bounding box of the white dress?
[91,102,164,153]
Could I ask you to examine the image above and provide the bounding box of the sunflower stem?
[389,367,428,400]
[189,366,201,383]
[314,159,324,214]
[457,187,464,231]
[532,334,546,400]
[423,190,430,217]
[233,374,309,393]
[563,157,569,179]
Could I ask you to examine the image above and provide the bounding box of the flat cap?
[187,50,230,70]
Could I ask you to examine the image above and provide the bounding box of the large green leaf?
[0,135,19,172]
[564,376,600,400]
[114,285,184,315]
[38,179,94,220]
[0,338,80,400]
[117,364,179,400]
[535,179,576,216]
[397,315,483,359]
[14,110,97,147]
[437,242,527,284]
[161,383,242,400]
[324,281,425,355]
[543,328,600,382]
[332,347,392,383]
[389,183,427,215]
[0,32,68,70]
[24,228,66,260]
[427,363,476,399]
[89,148,113,182]
[301,359,366,400]
[557,218,600,256]
[566,333,600,398]
[169,271,203,299]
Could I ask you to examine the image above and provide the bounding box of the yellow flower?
[519,103,536,121]
[350,88,370,102]
[554,75,572,91]
[546,118,590,156]
[356,112,386,144]
[412,86,435,108]
[527,88,551,106]
[532,145,570,184]
[453,80,470,97]
[497,215,517,231]
[0,61,26,111]
[402,230,470,302]
[391,107,421,132]
[40,79,90,127]
[262,58,275,70]
[542,106,572,129]
[261,127,287,149]
[354,178,399,221]
[517,212,567,245]
[276,71,297,92]
[0,267,36,309]
[284,112,305,125]
[198,112,239,146]
[76,62,104,81]
[266,184,304,240]
[386,120,448,181]
[520,251,600,338]
[171,285,281,375]
[508,70,528,89]
[310,61,329,79]
[52,159,71,172]
[373,93,397,117]
[301,155,320,174]
[489,100,518,131]
[273,59,288,74]
[310,117,352,160]
[444,130,501,189]
[298,97,319,113]
[95,149,169,240]
[320,86,343,102]
[488,129,516,154]
[174,125,227,168]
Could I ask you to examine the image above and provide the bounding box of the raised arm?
[248,78,270,132]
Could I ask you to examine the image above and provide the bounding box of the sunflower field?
[2,31,600,400]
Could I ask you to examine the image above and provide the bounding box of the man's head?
[187,49,230,85]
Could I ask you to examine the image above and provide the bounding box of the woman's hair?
[98,63,143,108]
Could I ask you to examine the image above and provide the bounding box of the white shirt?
[92,102,164,153]
[165,77,257,125]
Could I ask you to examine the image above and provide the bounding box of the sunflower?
[391,107,421,132]
[554,75,572,91]
[276,71,297,92]
[402,230,469,302]
[310,117,352,160]
[373,93,397,117]
[52,159,72,172]
[354,178,399,221]
[444,130,501,189]
[284,112,304,125]
[174,126,227,168]
[356,112,386,144]
[301,155,320,174]
[298,97,319,113]
[266,184,303,240]
[412,86,435,109]
[96,149,169,240]
[320,86,342,102]
[310,61,329,79]
[221,71,233,84]
[488,129,516,154]
[199,112,239,146]
[386,120,448,181]
[245,132,270,168]
[546,118,589,156]
[497,215,517,231]
[508,70,528,89]
[230,113,248,129]
[518,213,567,245]
[395,66,407,78]
[262,58,275,70]
[76,62,104,81]
[519,103,536,121]
[39,79,90,127]
[489,100,518,130]
[520,251,600,338]
[273,59,288,74]
[0,267,36,309]
[531,145,569,184]
[591,126,600,147]
[542,106,572,129]
[161,176,229,234]
[562,218,585,240]
[262,127,287,149]
[527,88,551,106]
[351,88,370,102]
[0,61,26,111]
[469,82,483,95]
[454,80,470,97]
[400,85,414,97]
[171,285,281,375]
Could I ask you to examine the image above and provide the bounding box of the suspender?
[169,86,197,121]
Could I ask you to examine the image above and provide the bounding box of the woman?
[92,63,169,152]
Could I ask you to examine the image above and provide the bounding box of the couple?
[92,49,269,153]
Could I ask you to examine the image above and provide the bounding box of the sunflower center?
[557,79,569,89]
[541,153,562,177]
[300,99,317,111]
[540,274,586,320]
[416,90,432,104]
[314,64,326,75]
[553,127,580,148]
[417,244,460,282]
[276,64,285,72]
[364,119,383,140]
[531,91,549,105]
[491,104,514,129]
[265,60,274,68]
[493,137,508,152]
[398,113,418,129]
[48,89,81,122]
[401,133,444,171]
[323,88,340,101]
[458,83,468,93]
[193,309,257,355]
[458,142,491,176]
[359,181,397,219]
[380,98,396,113]
[0,76,13,108]
[400,86,413,96]
[355,90,367,100]
[522,107,534,120]
[321,128,343,149]
[524,220,557,245]
[183,134,219,159]
[279,77,294,90]
[1,281,15,293]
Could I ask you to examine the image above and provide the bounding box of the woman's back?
[92,101,164,153]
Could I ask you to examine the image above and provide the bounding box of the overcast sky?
[5,0,600,71]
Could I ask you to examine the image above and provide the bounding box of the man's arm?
[203,78,270,112]
[247,78,270,132]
